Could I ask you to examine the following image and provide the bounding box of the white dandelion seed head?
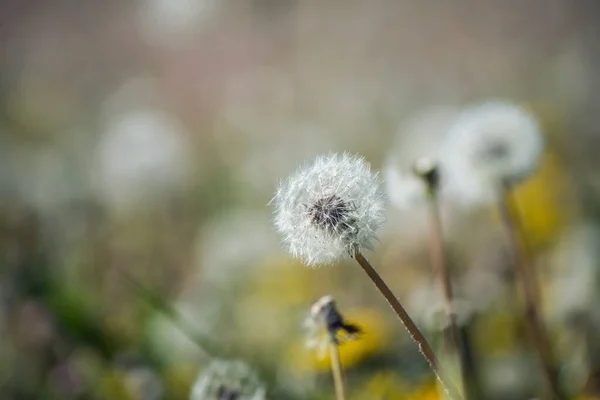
[190,360,266,400]
[443,101,544,205]
[383,107,459,210]
[272,153,385,267]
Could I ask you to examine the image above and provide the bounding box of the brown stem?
[426,189,471,399]
[353,250,463,400]
[498,185,564,400]
[329,340,346,400]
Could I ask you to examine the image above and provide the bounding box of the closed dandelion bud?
[412,157,440,191]
[383,106,459,210]
[305,295,361,359]
[190,360,266,400]
[271,153,385,266]
[443,101,544,205]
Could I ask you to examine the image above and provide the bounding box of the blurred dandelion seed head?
[190,360,266,400]
[94,107,192,209]
[138,0,217,47]
[408,283,475,331]
[272,153,385,266]
[444,101,544,204]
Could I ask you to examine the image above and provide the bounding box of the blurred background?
[2,0,600,399]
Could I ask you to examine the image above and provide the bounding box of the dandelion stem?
[498,184,565,400]
[329,340,346,400]
[425,188,473,400]
[353,250,463,400]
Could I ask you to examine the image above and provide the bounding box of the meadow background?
[2,1,600,399]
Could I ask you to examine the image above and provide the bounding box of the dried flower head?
[305,295,361,358]
[190,360,266,400]
[443,101,544,204]
[272,153,385,266]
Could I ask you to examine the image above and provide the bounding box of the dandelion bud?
[272,153,385,266]
[305,295,361,358]
[412,156,440,190]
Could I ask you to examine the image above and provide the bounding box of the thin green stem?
[353,250,463,400]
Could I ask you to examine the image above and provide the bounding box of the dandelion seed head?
[443,101,544,204]
[190,360,266,400]
[272,153,385,266]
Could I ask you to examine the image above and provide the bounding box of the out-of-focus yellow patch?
[249,257,319,307]
[473,312,522,355]
[99,369,132,400]
[235,257,321,351]
[574,396,600,400]
[512,152,571,251]
[163,363,198,400]
[284,308,391,373]
[407,381,442,400]
[352,372,409,400]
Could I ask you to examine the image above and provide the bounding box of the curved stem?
[354,250,463,400]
